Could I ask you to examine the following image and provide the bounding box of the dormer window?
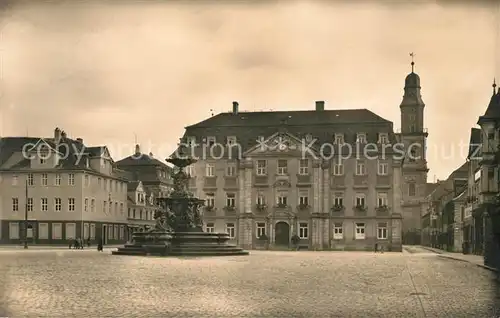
[356,133,366,143]
[206,136,216,147]
[378,133,389,144]
[334,134,344,145]
[227,136,237,145]
[186,136,196,146]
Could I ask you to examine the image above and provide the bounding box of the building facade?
[451,189,467,253]
[476,82,500,270]
[421,164,467,251]
[176,65,429,251]
[0,128,129,245]
[115,144,173,240]
[464,127,482,254]
[124,181,156,241]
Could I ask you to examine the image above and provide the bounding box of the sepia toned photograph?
[0,0,499,316]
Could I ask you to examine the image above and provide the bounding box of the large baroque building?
[0,128,129,245]
[177,63,429,251]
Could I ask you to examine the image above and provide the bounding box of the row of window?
[11,197,124,215]
[186,133,391,147]
[191,160,391,177]
[127,208,155,220]
[11,173,126,192]
[204,222,389,240]
[204,192,390,208]
[8,222,125,240]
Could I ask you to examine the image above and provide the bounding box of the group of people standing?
[69,237,104,252]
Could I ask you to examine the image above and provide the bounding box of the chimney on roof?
[54,128,61,144]
[149,152,153,158]
[315,101,325,111]
[232,101,239,114]
[135,144,141,155]
[61,130,67,139]
[76,138,83,144]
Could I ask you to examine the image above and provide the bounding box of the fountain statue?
[113,143,249,257]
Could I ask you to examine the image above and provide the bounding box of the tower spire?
[493,78,497,95]
[409,52,415,73]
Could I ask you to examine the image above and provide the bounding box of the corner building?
[0,128,129,245]
[180,66,428,251]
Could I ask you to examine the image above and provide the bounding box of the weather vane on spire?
[409,52,415,73]
[493,78,497,94]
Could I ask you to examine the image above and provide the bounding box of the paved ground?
[0,246,498,317]
[416,245,495,270]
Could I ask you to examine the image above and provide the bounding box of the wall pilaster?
[238,160,245,214]
[392,160,402,215]
[322,160,330,214]
[244,158,253,214]
[312,159,321,213]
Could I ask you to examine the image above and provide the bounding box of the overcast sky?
[1,0,499,181]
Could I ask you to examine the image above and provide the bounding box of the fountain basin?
[112,231,249,257]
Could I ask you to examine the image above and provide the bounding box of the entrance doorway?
[275,222,290,246]
[102,225,108,244]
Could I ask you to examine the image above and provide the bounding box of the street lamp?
[24,179,28,249]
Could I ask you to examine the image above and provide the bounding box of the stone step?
[114,246,147,251]
[171,244,242,249]
[112,250,147,256]
[171,247,244,252]
[168,250,249,256]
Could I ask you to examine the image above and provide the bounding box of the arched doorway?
[275,222,290,246]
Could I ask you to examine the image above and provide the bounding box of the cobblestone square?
[0,247,498,317]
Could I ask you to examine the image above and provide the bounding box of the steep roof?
[116,153,170,168]
[477,89,500,124]
[449,162,469,179]
[127,180,141,191]
[0,137,41,166]
[425,183,439,196]
[0,136,126,180]
[467,128,482,159]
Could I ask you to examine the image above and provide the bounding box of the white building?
[0,128,129,245]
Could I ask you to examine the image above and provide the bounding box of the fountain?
[112,145,249,256]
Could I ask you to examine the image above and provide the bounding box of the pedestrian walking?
[374,243,378,253]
